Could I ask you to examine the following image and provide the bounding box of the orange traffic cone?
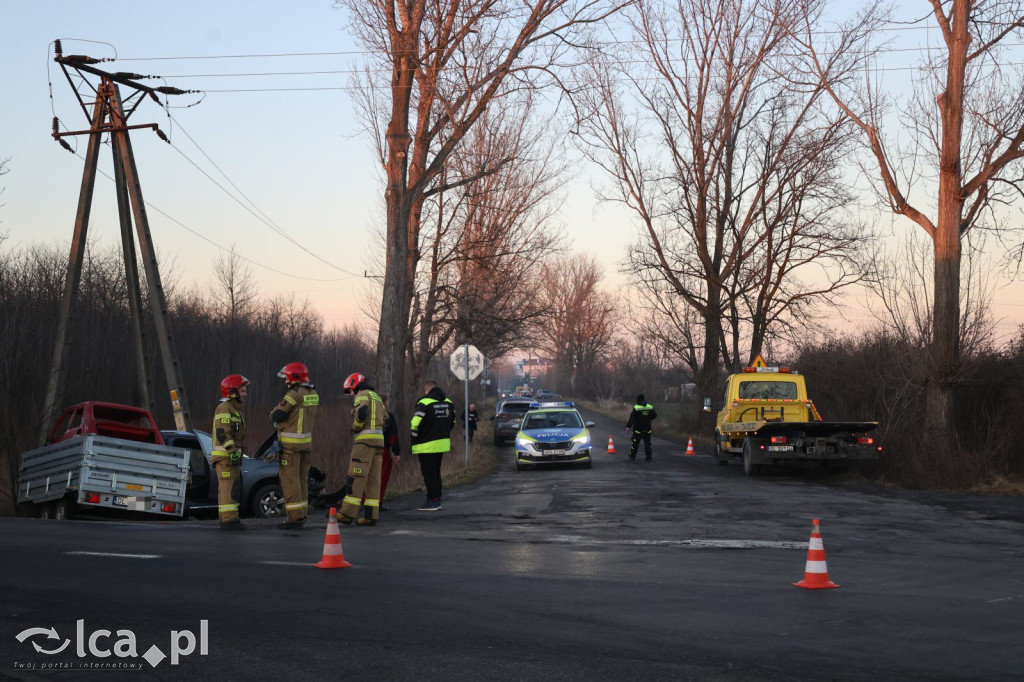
[606,436,616,454]
[314,507,353,569]
[793,518,839,589]
[685,438,696,456]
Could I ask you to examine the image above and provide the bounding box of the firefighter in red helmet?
[271,362,318,530]
[337,372,386,526]
[213,374,249,530]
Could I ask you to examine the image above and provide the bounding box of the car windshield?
[523,410,583,430]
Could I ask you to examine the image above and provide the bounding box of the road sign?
[450,344,485,381]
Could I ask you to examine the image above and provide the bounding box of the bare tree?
[572,0,865,423]
[800,0,1024,444]
[337,0,627,411]
[211,245,258,372]
[533,254,617,394]
[408,96,568,387]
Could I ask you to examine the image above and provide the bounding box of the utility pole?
[40,40,196,443]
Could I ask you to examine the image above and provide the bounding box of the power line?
[160,115,363,279]
[70,151,357,283]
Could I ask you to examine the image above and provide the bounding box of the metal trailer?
[718,420,881,476]
[18,435,190,519]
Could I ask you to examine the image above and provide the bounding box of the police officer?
[270,361,318,530]
[626,394,658,461]
[337,372,386,526]
[213,374,249,530]
[411,380,456,511]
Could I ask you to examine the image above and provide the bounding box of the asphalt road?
[2,406,1022,681]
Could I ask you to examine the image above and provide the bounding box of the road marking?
[390,530,803,549]
[260,561,318,567]
[66,551,160,559]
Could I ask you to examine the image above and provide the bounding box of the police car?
[514,402,595,470]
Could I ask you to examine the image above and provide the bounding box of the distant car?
[513,402,595,471]
[162,430,325,519]
[534,389,561,401]
[491,398,534,445]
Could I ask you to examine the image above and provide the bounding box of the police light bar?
[529,401,575,408]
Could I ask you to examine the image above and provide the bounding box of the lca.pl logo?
[15,620,209,669]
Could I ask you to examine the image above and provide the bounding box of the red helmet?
[220,374,250,399]
[343,372,365,393]
[278,361,309,384]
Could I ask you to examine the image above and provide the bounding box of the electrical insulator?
[155,129,169,143]
[148,91,160,103]
[64,55,102,65]
[58,138,74,153]
[52,117,60,137]
[154,86,189,95]
[54,39,63,57]
[114,72,149,80]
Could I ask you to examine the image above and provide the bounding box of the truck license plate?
[113,496,127,506]
[767,445,793,452]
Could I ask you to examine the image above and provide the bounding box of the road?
[2,406,1022,680]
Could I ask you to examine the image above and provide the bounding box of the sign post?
[450,344,485,465]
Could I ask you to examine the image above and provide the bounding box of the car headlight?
[516,437,534,451]
[572,434,591,448]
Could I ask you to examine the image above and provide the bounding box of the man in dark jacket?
[626,394,658,462]
[411,380,456,511]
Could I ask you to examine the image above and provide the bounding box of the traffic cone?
[606,436,616,454]
[685,438,696,456]
[793,518,839,589]
[313,507,353,569]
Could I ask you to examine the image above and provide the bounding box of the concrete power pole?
[40,40,195,443]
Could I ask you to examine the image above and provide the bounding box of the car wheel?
[54,497,77,520]
[580,461,592,469]
[742,441,762,476]
[494,433,504,446]
[251,483,285,518]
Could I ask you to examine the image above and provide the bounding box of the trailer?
[18,435,189,520]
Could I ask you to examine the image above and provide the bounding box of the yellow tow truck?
[708,356,881,476]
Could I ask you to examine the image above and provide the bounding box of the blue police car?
[514,402,595,471]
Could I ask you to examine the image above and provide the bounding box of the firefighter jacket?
[627,403,658,433]
[212,398,245,460]
[410,386,456,454]
[351,386,386,447]
[271,383,319,450]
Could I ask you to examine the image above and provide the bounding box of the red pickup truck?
[47,401,165,445]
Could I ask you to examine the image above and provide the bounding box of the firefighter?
[411,380,456,511]
[213,374,249,530]
[626,394,658,462]
[337,372,386,526]
[270,361,318,530]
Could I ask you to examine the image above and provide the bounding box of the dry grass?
[964,475,1024,496]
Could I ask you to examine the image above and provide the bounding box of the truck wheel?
[742,441,762,476]
[54,497,77,520]
[251,483,285,518]
[714,440,728,466]
[37,503,55,519]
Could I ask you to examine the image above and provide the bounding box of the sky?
[2,1,1023,348]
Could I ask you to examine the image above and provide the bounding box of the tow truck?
[708,356,881,476]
